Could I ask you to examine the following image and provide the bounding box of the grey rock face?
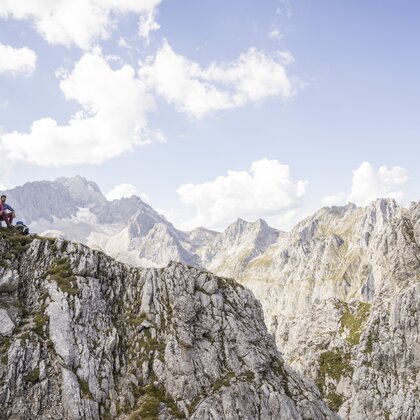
[5,177,204,269]
[0,309,14,336]
[237,199,420,419]
[197,218,281,278]
[0,229,336,419]
[0,268,19,292]
[4,180,78,224]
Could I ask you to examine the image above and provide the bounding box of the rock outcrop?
[0,228,336,419]
[238,199,420,419]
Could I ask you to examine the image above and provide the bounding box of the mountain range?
[2,176,419,419]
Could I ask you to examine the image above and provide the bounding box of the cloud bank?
[0,0,162,49]
[0,51,162,166]
[139,41,296,119]
[106,183,138,201]
[322,162,409,207]
[176,159,307,230]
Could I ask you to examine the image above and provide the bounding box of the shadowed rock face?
[0,229,336,420]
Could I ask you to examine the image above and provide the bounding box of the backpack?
[15,221,29,235]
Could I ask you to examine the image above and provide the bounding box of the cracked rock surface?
[238,199,420,419]
[0,229,336,419]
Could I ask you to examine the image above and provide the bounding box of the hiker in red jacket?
[0,195,14,227]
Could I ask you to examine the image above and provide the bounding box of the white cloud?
[176,159,308,230]
[0,51,160,166]
[139,41,296,119]
[321,192,347,207]
[0,0,162,50]
[322,162,409,207]
[269,28,284,41]
[0,43,36,76]
[106,183,138,200]
[106,184,152,203]
[348,162,409,206]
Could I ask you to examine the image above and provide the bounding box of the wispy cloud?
[276,0,292,19]
[268,28,284,42]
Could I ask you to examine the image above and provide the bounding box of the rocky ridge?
[3,177,280,271]
[0,228,336,419]
[236,199,420,419]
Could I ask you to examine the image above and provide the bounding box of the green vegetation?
[79,378,93,400]
[188,395,203,415]
[129,383,185,419]
[130,395,159,420]
[0,227,33,268]
[194,286,211,295]
[218,276,242,291]
[316,350,353,412]
[19,331,31,342]
[1,337,11,350]
[1,353,8,365]
[364,320,380,355]
[32,312,49,336]
[340,301,371,346]
[272,358,293,399]
[47,258,78,296]
[243,370,255,381]
[324,391,345,412]
[317,350,353,382]
[24,368,40,383]
[127,312,147,326]
[138,337,165,353]
[213,371,235,391]
[0,227,33,255]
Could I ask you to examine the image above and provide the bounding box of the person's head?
[0,195,5,204]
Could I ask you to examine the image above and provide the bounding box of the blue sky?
[0,0,419,230]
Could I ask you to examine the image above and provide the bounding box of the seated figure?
[0,195,15,227]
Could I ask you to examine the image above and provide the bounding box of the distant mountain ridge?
[3,176,281,270]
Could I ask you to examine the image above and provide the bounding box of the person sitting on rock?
[0,195,15,227]
[0,202,11,227]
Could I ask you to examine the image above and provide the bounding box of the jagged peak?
[55,175,102,194]
[226,217,275,233]
[189,226,219,235]
[361,198,401,225]
[367,197,399,211]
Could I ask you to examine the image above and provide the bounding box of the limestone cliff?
[0,228,335,419]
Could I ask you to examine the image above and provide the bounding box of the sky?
[0,0,419,231]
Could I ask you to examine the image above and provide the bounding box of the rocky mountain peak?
[55,176,106,209]
[55,175,102,194]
